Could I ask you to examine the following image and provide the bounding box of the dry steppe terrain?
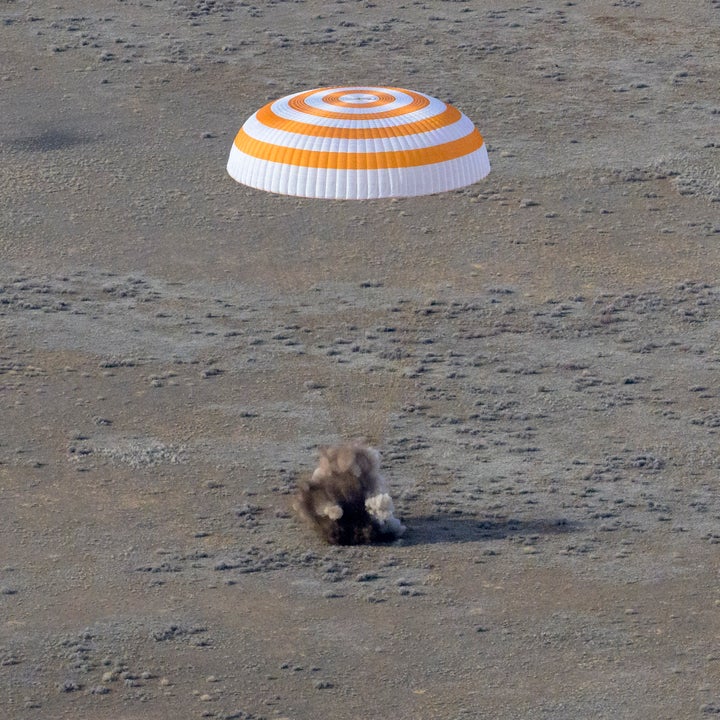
[1,1,719,718]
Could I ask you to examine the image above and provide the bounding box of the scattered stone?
[59,681,82,693]
[355,572,379,582]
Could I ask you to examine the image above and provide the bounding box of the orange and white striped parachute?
[227,86,490,199]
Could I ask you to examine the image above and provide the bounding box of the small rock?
[59,681,82,693]
[355,572,379,582]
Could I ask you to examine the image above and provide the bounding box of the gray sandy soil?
[1,1,719,718]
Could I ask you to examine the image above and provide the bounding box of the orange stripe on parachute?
[285,87,431,121]
[255,102,464,140]
[233,127,485,170]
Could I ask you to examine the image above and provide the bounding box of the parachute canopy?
[227,86,490,200]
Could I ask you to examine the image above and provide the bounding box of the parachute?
[227,86,490,199]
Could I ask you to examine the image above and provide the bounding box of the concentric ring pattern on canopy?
[227,86,491,199]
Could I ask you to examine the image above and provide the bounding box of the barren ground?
[1,1,719,718]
